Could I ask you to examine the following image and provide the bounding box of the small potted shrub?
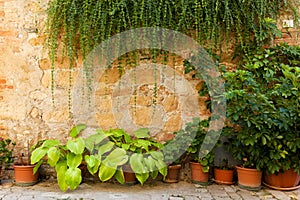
[103,128,167,185]
[0,137,16,180]
[31,124,90,191]
[213,158,235,185]
[83,128,167,185]
[162,128,192,183]
[13,141,40,186]
[185,118,214,185]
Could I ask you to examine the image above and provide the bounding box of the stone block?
[163,95,178,112]
[163,113,181,132]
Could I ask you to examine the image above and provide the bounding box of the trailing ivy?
[46,0,298,64]
[45,0,298,109]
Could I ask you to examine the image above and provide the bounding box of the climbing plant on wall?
[45,0,299,109]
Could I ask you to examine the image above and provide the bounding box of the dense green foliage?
[0,137,16,166]
[223,44,300,174]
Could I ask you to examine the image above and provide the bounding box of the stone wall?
[0,0,211,156]
[0,0,299,179]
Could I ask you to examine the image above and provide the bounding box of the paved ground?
[0,180,299,200]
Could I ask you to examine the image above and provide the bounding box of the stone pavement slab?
[0,180,299,200]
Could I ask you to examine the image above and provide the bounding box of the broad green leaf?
[30,147,48,164]
[97,141,114,156]
[84,155,95,167]
[155,159,167,177]
[99,163,117,182]
[130,153,147,174]
[262,136,267,145]
[151,170,158,179]
[65,167,82,190]
[121,143,130,150]
[85,131,108,152]
[144,157,156,172]
[133,128,150,138]
[47,147,60,167]
[114,168,125,184]
[149,151,164,161]
[33,160,43,174]
[102,148,128,167]
[55,161,68,192]
[110,129,126,137]
[67,153,82,168]
[135,173,149,185]
[41,139,60,148]
[69,124,86,138]
[67,138,85,154]
[85,155,101,175]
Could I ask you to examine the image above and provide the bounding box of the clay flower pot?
[123,164,137,185]
[14,165,39,186]
[214,168,234,185]
[236,166,262,190]
[190,162,209,184]
[264,168,300,189]
[164,164,181,183]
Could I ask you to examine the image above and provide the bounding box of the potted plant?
[223,43,300,190]
[0,137,16,181]
[81,127,167,186]
[213,158,235,185]
[31,124,90,191]
[13,141,40,186]
[103,128,167,185]
[184,118,214,185]
[162,128,191,183]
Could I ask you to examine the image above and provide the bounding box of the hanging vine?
[45,0,299,107]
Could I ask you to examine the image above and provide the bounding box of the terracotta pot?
[164,164,181,183]
[123,165,137,185]
[264,168,300,188]
[190,162,209,184]
[14,165,39,186]
[214,168,234,184]
[236,166,262,190]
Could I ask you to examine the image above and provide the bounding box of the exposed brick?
[0,125,6,130]
[6,85,13,89]
[0,95,3,100]
[0,30,18,37]
[0,78,6,84]
[0,11,4,17]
